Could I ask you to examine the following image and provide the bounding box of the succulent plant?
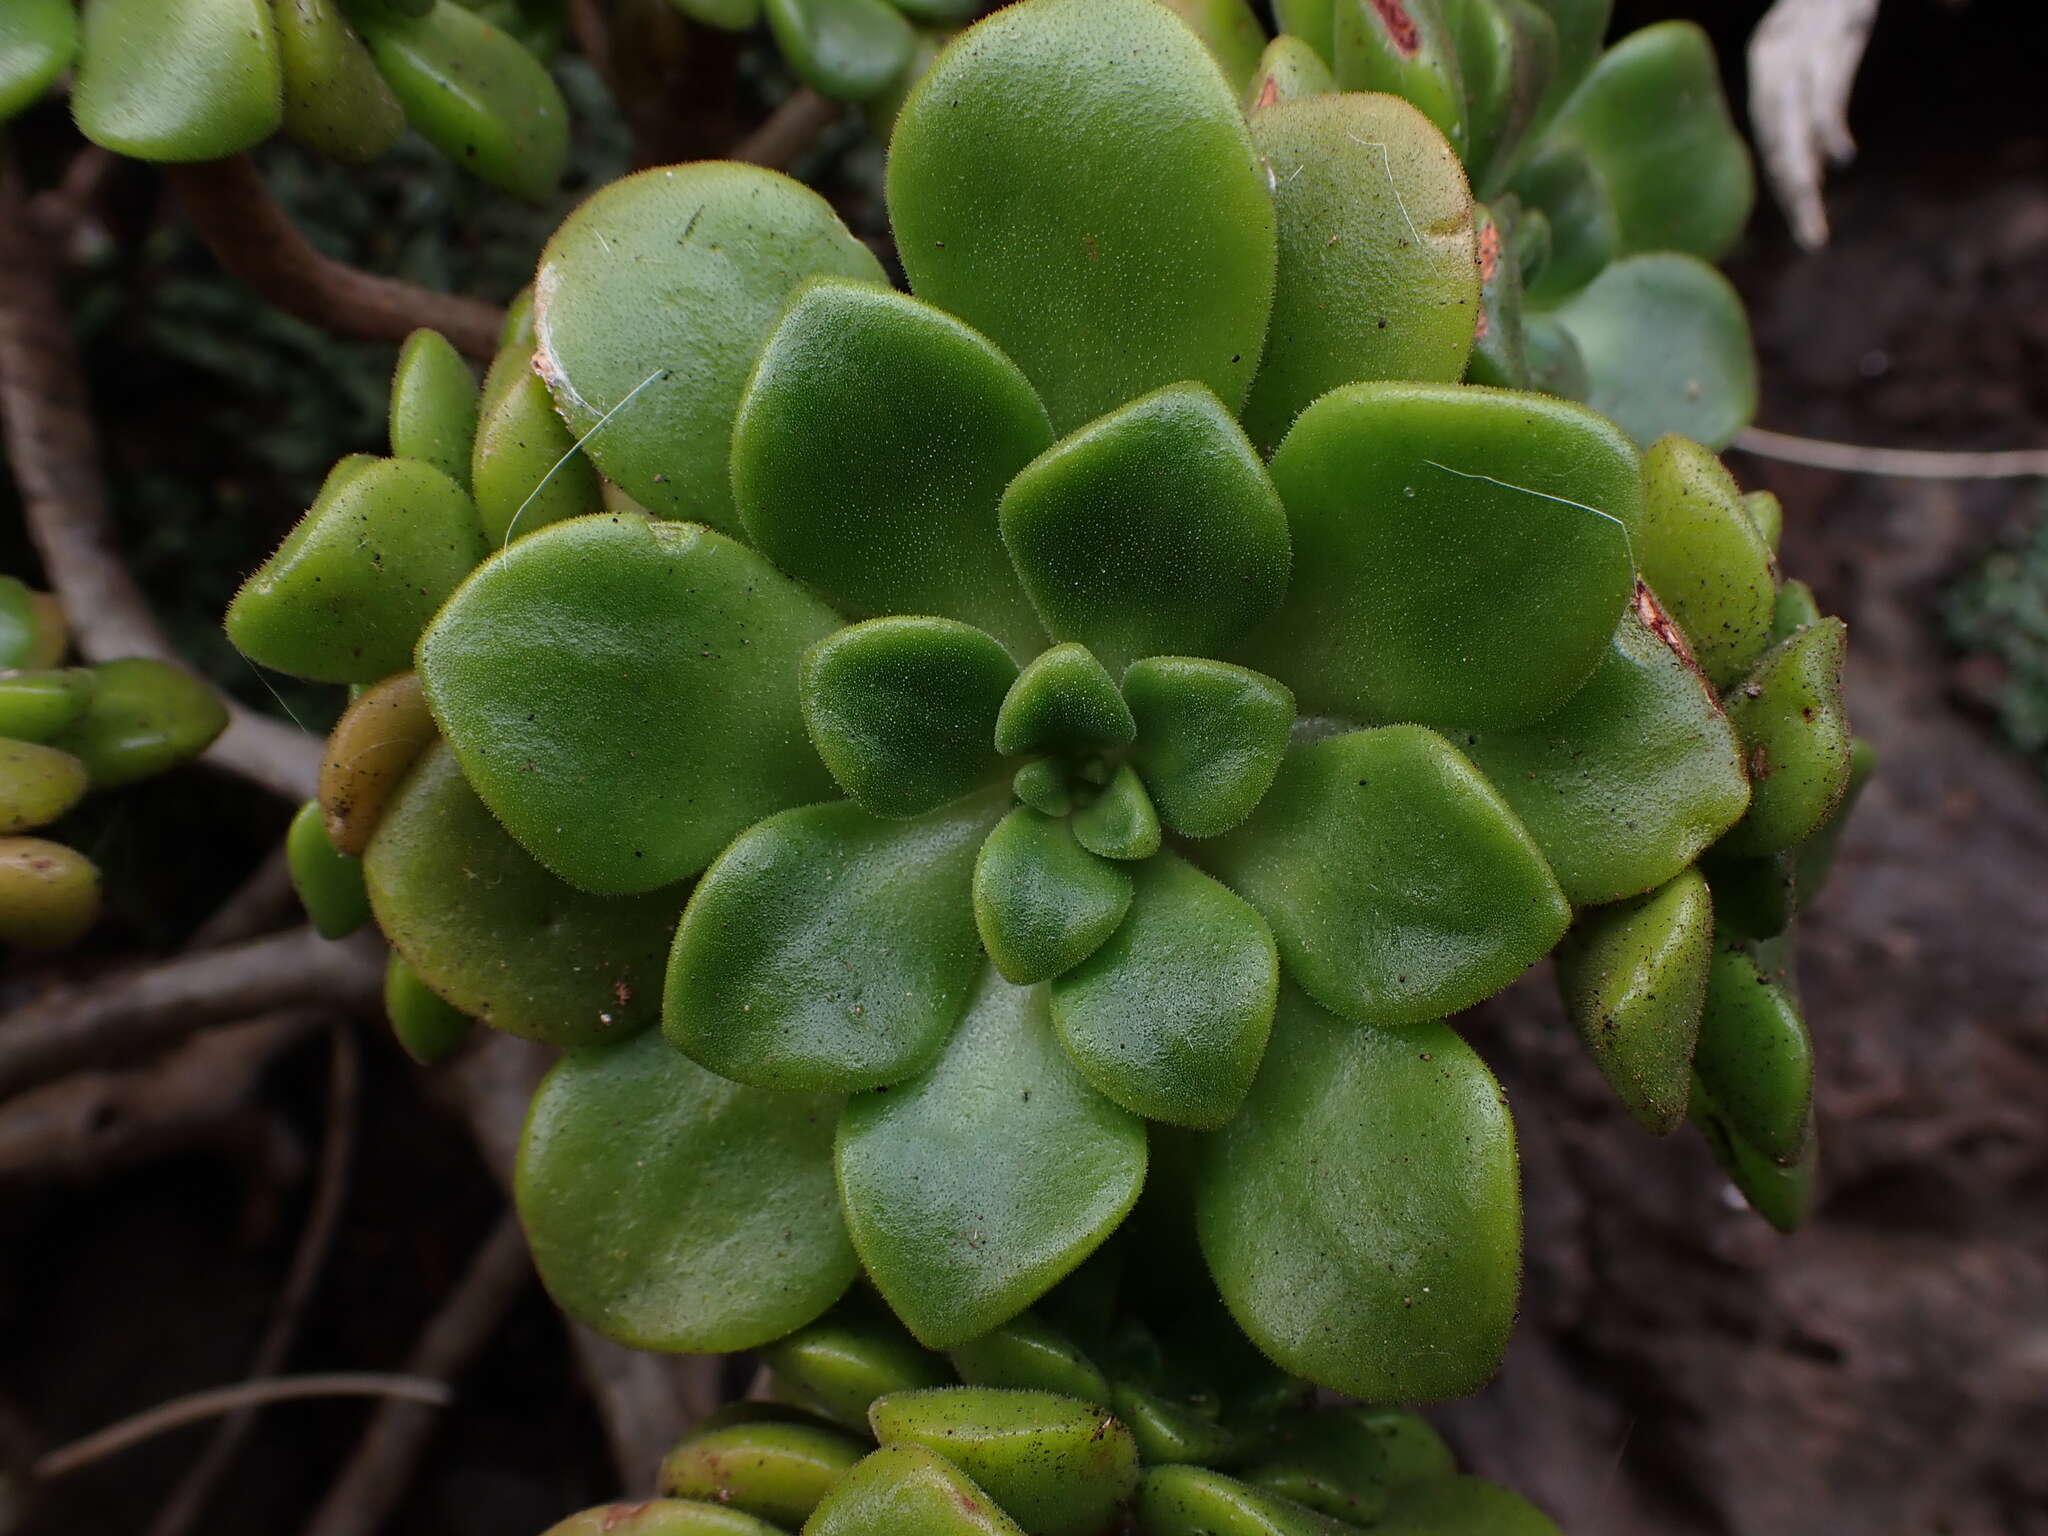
[0,578,229,949]
[227,0,1861,1413]
[539,1290,1563,1535]
[0,0,570,197]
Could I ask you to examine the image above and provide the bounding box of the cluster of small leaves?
[230,0,1861,1410]
[1946,503,2048,772]
[0,580,228,949]
[0,0,572,198]
[544,1277,1562,1536]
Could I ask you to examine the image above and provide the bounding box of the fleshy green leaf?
[227,457,486,685]
[888,0,1277,431]
[1012,758,1074,818]
[838,969,1147,1348]
[285,798,371,940]
[516,1027,855,1351]
[948,1314,1113,1403]
[1253,382,1639,731]
[1549,253,1757,450]
[1449,0,1559,194]
[1374,1476,1564,1536]
[1196,989,1521,1400]
[1242,1406,1393,1526]
[1523,0,1611,124]
[1125,657,1293,839]
[48,659,227,789]
[1636,434,1776,689]
[1151,0,1266,93]
[1771,578,1823,645]
[1509,142,1617,305]
[1272,0,1335,63]
[364,745,686,1044]
[974,808,1134,985]
[1207,727,1568,1027]
[869,1388,1141,1536]
[389,329,480,489]
[659,1418,868,1528]
[806,1446,1027,1536]
[1457,604,1750,906]
[670,0,762,27]
[354,0,568,199]
[802,619,1018,820]
[72,0,281,161]
[666,792,1003,1091]
[1541,20,1752,260]
[734,281,1052,658]
[0,577,40,670]
[532,164,884,528]
[471,369,604,546]
[0,0,77,121]
[1330,0,1466,154]
[1718,619,1853,857]
[0,739,87,836]
[1745,488,1785,552]
[1242,94,1477,451]
[272,0,406,163]
[1692,943,1813,1165]
[1050,853,1277,1129]
[383,952,472,1066]
[994,645,1134,759]
[765,0,915,102]
[1138,1465,1354,1536]
[1465,199,1531,389]
[1070,766,1162,862]
[1553,868,1713,1134]
[0,669,94,744]
[1000,385,1289,674]
[541,1502,784,1536]
[1244,35,1336,109]
[1352,1408,1456,1486]
[762,1305,954,1432]
[417,514,841,895]
[1691,1077,1815,1233]
[0,837,101,950]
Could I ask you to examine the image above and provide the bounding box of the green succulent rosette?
[2,0,571,197]
[228,0,1860,1406]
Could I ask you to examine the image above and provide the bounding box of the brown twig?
[147,1025,360,1536]
[188,845,300,951]
[34,1375,453,1483]
[732,89,845,171]
[1736,426,2048,479]
[0,925,383,1104]
[0,150,322,804]
[0,1009,323,1188]
[165,156,505,359]
[28,146,117,245]
[298,1212,532,1536]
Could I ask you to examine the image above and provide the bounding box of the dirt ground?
[4,4,2047,1533]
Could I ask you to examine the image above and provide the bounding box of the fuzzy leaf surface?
[1196,989,1521,1401]
[889,0,1277,431]
[517,1028,854,1352]
[1208,727,1567,1027]
[666,792,1003,1091]
[1254,382,1639,731]
[838,970,1147,1348]
[418,515,841,895]
[533,164,884,527]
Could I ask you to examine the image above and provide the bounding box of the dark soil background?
[4,3,2047,1532]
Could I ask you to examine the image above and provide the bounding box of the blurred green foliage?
[1947,500,2048,772]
